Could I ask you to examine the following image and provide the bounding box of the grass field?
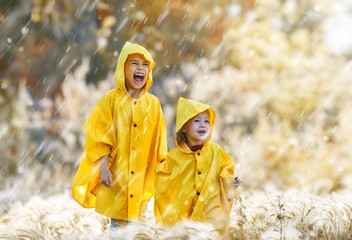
[1,1,352,238]
[1,55,352,239]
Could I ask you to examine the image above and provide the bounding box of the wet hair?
[176,129,188,145]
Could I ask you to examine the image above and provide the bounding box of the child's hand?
[100,154,112,187]
[101,168,112,187]
[233,176,242,188]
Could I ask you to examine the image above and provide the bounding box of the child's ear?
[181,126,186,132]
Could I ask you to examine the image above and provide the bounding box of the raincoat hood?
[114,41,155,96]
[175,97,216,148]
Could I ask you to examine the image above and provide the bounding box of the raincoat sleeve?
[83,94,116,163]
[154,152,174,225]
[72,93,116,208]
[142,101,168,202]
[219,148,235,212]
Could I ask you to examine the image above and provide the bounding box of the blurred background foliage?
[1,0,352,199]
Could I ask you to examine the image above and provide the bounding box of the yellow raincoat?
[154,97,235,230]
[72,42,167,220]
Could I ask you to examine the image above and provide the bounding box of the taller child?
[72,42,167,226]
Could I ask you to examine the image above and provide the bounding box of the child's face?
[183,111,210,146]
[124,53,150,92]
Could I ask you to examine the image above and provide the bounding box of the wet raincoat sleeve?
[154,152,177,225]
[83,94,116,162]
[189,145,235,232]
[72,93,116,208]
[219,148,235,214]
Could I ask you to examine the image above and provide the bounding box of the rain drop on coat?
[72,42,167,220]
[154,97,235,230]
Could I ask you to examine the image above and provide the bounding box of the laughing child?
[154,97,241,233]
[72,41,167,228]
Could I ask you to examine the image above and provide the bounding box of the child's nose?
[137,64,146,70]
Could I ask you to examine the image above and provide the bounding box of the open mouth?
[134,74,145,84]
[198,130,206,135]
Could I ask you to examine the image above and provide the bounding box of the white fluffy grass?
[0,193,106,239]
[0,192,220,239]
[1,189,351,239]
[230,189,352,239]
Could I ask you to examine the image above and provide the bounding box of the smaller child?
[154,97,241,233]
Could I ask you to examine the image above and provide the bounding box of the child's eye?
[194,119,200,122]
[143,63,149,66]
[205,120,209,123]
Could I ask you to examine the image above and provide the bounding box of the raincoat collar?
[175,97,216,152]
[114,41,155,98]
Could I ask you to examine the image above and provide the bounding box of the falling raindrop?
[228,3,241,19]
[21,26,29,35]
[97,38,108,48]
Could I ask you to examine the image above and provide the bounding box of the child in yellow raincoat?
[154,97,241,233]
[72,41,167,227]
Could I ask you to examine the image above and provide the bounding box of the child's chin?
[134,80,146,86]
[133,83,146,89]
[133,80,143,85]
[198,136,208,141]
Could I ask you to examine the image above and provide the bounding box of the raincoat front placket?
[194,149,204,202]
[128,97,141,219]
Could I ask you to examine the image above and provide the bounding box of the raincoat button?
[133,123,137,127]
[196,192,200,195]
[134,101,137,105]
[197,152,200,156]
[130,194,133,198]
[131,171,134,174]
[197,171,201,175]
